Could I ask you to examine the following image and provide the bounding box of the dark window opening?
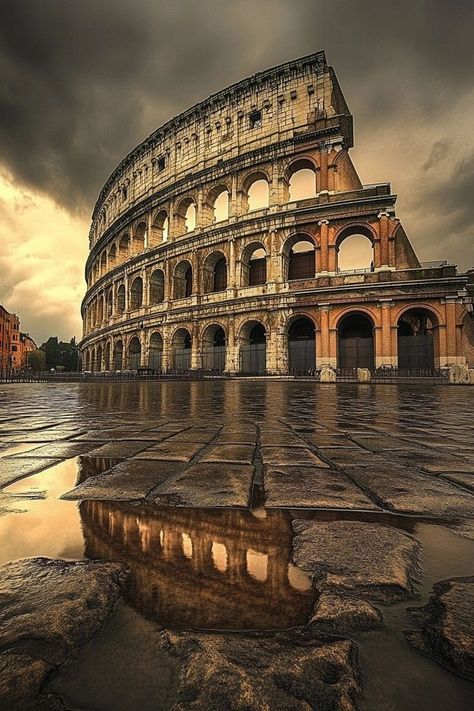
[157,156,166,172]
[249,110,262,129]
[249,258,266,286]
[213,258,227,292]
[185,267,193,297]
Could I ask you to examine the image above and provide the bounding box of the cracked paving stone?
[200,444,255,464]
[216,431,256,444]
[165,429,219,444]
[0,458,62,489]
[261,446,328,467]
[318,447,385,467]
[62,460,179,501]
[406,576,474,680]
[439,472,474,492]
[153,462,254,507]
[0,557,127,711]
[260,431,305,447]
[8,441,103,459]
[133,441,206,462]
[263,466,380,510]
[383,449,474,473]
[160,628,359,711]
[345,465,474,517]
[84,441,154,458]
[292,519,420,603]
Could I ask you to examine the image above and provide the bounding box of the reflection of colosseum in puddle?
[80,501,313,630]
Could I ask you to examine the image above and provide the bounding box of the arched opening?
[244,175,269,212]
[174,261,193,299]
[149,269,165,304]
[113,340,123,370]
[106,288,113,318]
[185,203,196,232]
[286,237,316,281]
[397,309,437,370]
[337,230,374,272]
[338,313,375,370]
[97,295,104,324]
[130,276,143,310]
[175,197,197,235]
[240,321,266,374]
[83,351,90,371]
[150,210,168,246]
[148,332,163,371]
[100,251,107,276]
[116,284,125,314]
[91,347,96,372]
[119,234,130,262]
[202,325,226,372]
[96,345,103,372]
[203,252,227,293]
[104,342,111,370]
[241,243,267,287]
[108,243,117,270]
[212,188,229,223]
[287,160,317,202]
[128,336,141,370]
[288,317,316,374]
[172,328,192,370]
[133,222,146,254]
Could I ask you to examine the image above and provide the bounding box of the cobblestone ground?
[0,381,473,711]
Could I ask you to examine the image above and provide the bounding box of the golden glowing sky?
[1,1,473,344]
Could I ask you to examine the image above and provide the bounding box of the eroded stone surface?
[310,591,383,633]
[153,462,253,507]
[261,446,328,467]
[292,520,420,602]
[160,629,359,710]
[0,557,127,710]
[406,576,474,680]
[0,457,62,489]
[134,441,205,462]
[264,466,379,510]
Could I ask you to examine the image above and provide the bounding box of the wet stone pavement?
[0,381,473,711]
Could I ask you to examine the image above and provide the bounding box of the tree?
[27,349,46,371]
[40,337,79,371]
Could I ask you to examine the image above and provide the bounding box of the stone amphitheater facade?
[80,51,474,374]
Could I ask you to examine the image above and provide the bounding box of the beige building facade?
[80,52,474,375]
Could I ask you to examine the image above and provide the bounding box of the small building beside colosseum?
[80,51,474,375]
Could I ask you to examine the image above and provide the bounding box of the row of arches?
[83,309,438,374]
[86,233,377,329]
[90,160,344,284]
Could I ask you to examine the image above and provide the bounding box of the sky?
[0,0,473,345]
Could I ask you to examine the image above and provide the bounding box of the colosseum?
[80,51,474,375]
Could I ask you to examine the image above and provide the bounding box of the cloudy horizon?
[1,0,473,345]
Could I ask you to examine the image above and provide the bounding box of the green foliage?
[27,349,46,371]
[40,336,79,371]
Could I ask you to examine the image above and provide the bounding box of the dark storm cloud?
[0,0,473,262]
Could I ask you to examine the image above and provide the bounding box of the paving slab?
[84,441,154,458]
[406,576,474,680]
[261,446,328,467]
[153,462,254,507]
[8,441,102,459]
[0,458,62,489]
[62,460,179,501]
[200,444,255,464]
[133,440,205,462]
[160,629,359,711]
[264,466,380,510]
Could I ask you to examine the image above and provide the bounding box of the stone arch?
[96,344,103,372]
[97,294,104,324]
[203,251,227,293]
[175,196,197,234]
[241,171,270,212]
[284,157,318,202]
[241,241,267,287]
[113,339,124,370]
[116,283,126,314]
[100,251,107,276]
[132,222,146,254]
[201,323,226,371]
[106,287,113,317]
[174,260,193,299]
[83,350,90,371]
[287,315,316,374]
[282,233,316,281]
[119,233,130,262]
[108,243,117,270]
[104,340,112,370]
[127,335,141,369]
[91,347,96,372]
[149,268,165,305]
[396,306,440,370]
[148,331,163,370]
[207,184,230,223]
[335,224,376,273]
[239,319,267,374]
[337,311,375,370]
[172,327,192,370]
[130,276,143,310]
[150,209,169,246]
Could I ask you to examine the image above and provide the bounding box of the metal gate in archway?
[338,336,374,370]
[398,334,434,370]
[240,344,266,374]
[288,341,316,375]
[202,346,226,372]
[173,349,191,370]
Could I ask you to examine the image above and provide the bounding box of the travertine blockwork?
[80,51,474,374]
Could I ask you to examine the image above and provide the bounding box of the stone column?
[162,326,171,371]
[445,297,458,364]
[191,325,200,369]
[225,319,238,373]
[140,330,148,368]
[230,174,238,218]
[378,211,390,269]
[379,299,394,367]
[228,238,237,290]
[319,147,328,192]
[318,220,329,274]
[319,304,331,366]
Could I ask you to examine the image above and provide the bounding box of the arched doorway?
[104,342,111,370]
[240,322,266,374]
[128,336,141,370]
[172,329,192,370]
[397,309,436,370]
[148,332,163,371]
[288,318,316,374]
[202,325,226,371]
[338,313,374,370]
[113,340,123,370]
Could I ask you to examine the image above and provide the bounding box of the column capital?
[378,299,395,307]
[377,211,390,219]
[318,219,329,226]
[318,302,331,311]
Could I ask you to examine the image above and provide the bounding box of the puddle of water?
[0,442,43,458]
